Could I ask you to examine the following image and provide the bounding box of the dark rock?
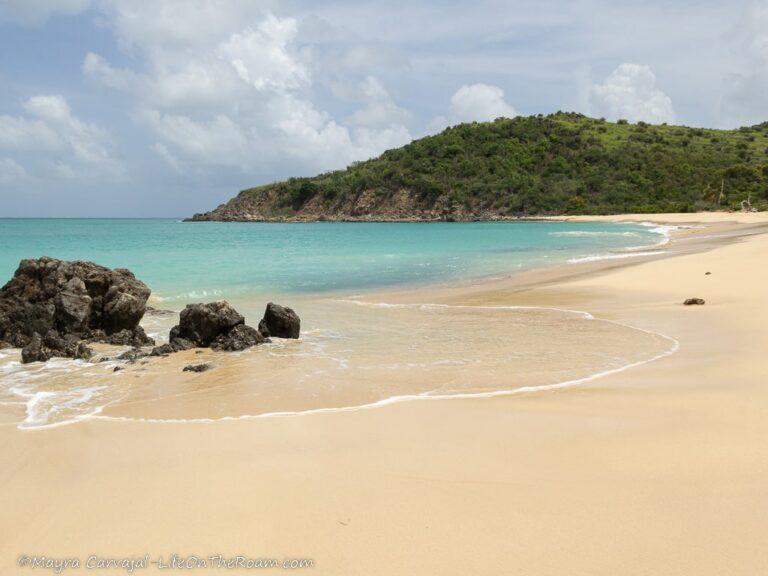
[684,298,706,306]
[259,302,300,339]
[118,347,148,362]
[0,257,152,363]
[21,333,53,363]
[150,337,194,356]
[183,363,213,373]
[20,330,92,363]
[151,300,274,357]
[705,272,712,275]
[113,366,123,372]
[76,342,92,360]
[106,326,154,347]
[211,323,267,351]
[171,301,244,346]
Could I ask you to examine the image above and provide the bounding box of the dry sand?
[2,212,768,575]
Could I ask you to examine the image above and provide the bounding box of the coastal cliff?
[188,113,768,222]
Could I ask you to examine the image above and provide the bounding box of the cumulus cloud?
[0,0,92,25]
[85,6,412,175]
[719,0,768,127]
[139,110,251,170]
[450,83,517,122]
[428,83,516,133]
[590,63,675,124]
[216,15,308,91]
[0,95,123,182]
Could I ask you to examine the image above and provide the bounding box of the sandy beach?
[2,212,768,575]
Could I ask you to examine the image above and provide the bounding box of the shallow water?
[0,220,674,428]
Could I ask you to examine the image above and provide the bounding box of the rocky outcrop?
[151,301,268,355]
[258,302,300,339]
[170,301,244,346]
[211,323,266,351]
[0,257,154,363]
[186,186,485,223]
[148,301,299,357]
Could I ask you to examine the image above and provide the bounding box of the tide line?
[66,302,680,430]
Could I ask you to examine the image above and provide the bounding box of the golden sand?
[2,212,768,575]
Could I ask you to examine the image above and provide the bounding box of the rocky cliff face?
[187,187,501,222]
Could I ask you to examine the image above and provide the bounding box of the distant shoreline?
[182,211,760,223]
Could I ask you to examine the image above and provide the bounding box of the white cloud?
[139,110,250,170]
[85,7,412,176]
[427,83,516,133]
[98,0,276,53]
[216,15,308,91]
[450,83,517,122]
[0,157,27,184]
[0,0,92,25]
[347,76,410,129]
[0,114,62,151]
[719,0,768,128]
[0,95,123,182]
[590,63,675,124]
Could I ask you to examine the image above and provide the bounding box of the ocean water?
[0,219,667,302]
[0,219,675,429]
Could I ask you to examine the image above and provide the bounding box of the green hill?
[189,112,768,221]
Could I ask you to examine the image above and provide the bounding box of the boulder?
[684,298,706,306]
[258,302,300,339]
[211,323,267,351]
[171,301,244,346]
[0,257,154,363]
[158,301,272,355]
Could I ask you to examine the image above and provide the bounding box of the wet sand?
[2,212,768,575]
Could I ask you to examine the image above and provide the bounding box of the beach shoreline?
[2,212,768,575]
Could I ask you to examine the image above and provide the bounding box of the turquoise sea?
[0,219,666,302]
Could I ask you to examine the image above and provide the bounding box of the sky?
[0,0,767,217]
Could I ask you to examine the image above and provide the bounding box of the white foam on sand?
[564,221,700,263]
[550,230,641,238]
[568,251,664,264]
[10,384,108,429]
[0,354,120,429]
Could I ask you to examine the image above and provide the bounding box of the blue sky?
[0,0,766,217]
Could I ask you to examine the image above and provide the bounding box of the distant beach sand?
[2,212,768,575]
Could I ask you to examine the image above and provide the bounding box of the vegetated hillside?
[189,112,768,221]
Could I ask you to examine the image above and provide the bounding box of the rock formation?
[0,257,154,363]
[258,302,301,339]
[151,301,268,355]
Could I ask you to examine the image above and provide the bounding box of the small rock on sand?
[684,298,706,306]
[183,362,213,373]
